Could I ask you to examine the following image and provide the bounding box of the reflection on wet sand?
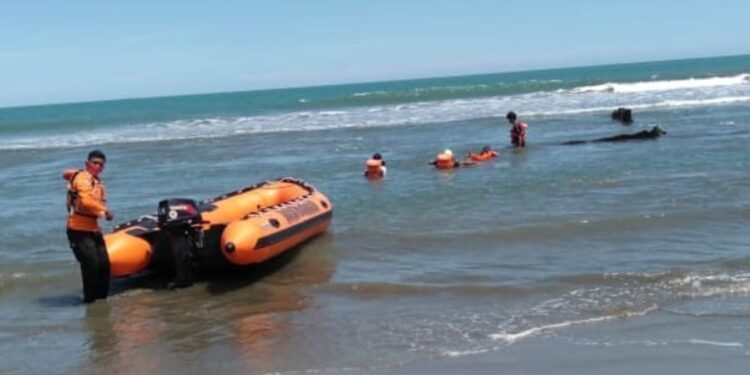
[82,237,335,375]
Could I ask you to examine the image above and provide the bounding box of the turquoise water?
[1,55,750,374]
[2,54,749,146]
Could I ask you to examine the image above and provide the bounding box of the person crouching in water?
[429,149,460,169]
[506,111,528,148]
[463,145,499,165]
[63,150,114,303]
[363,153,387,179]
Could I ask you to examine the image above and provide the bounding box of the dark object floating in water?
[563,126,666,145]
[611,107,633,123]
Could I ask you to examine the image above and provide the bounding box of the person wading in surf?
[363,152,387,178]
[63,150,114,303]
[506,111,528,148]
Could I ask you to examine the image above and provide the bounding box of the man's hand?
[105,210,114,221]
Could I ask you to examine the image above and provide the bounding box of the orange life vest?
[364,159,384,179]
[64,169,107,232]
[469,150,499,162]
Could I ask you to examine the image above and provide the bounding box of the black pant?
[67,229,110,303]
[165,230,194,287]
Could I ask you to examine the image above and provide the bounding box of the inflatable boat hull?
[104,178,333,277]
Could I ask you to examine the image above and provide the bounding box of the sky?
[1,0,748,107]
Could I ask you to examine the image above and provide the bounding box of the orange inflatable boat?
[104,178,333,277]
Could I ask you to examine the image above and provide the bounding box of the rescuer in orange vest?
[63,150,114,303]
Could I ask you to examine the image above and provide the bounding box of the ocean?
[1,54,749,374]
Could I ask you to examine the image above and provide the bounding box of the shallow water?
[1,55,750,374]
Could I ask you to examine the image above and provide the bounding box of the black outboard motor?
[157,199,202,290]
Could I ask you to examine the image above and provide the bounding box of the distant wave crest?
[2,73,749,150]
[572,73,750,93]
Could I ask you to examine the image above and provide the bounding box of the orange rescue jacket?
[468,150,499,161]
[64,169,107,232]
[364,159,385,178]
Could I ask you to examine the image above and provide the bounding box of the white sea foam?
[2,73,749,150]
[670,272,750,298]
[573,73,750,93]
[489,306,657,344]
[442,348,492,357]
[574,338,744,349]
[352,91,387,97]
[686,339,744,348]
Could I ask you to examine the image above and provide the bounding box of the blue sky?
[1,0,748,107]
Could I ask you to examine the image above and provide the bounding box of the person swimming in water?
[363,153,387,179]
[462,145,499,165]
[429,149,460,169]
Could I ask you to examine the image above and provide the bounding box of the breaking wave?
[2,73,749,150]
[572,73,750,93]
